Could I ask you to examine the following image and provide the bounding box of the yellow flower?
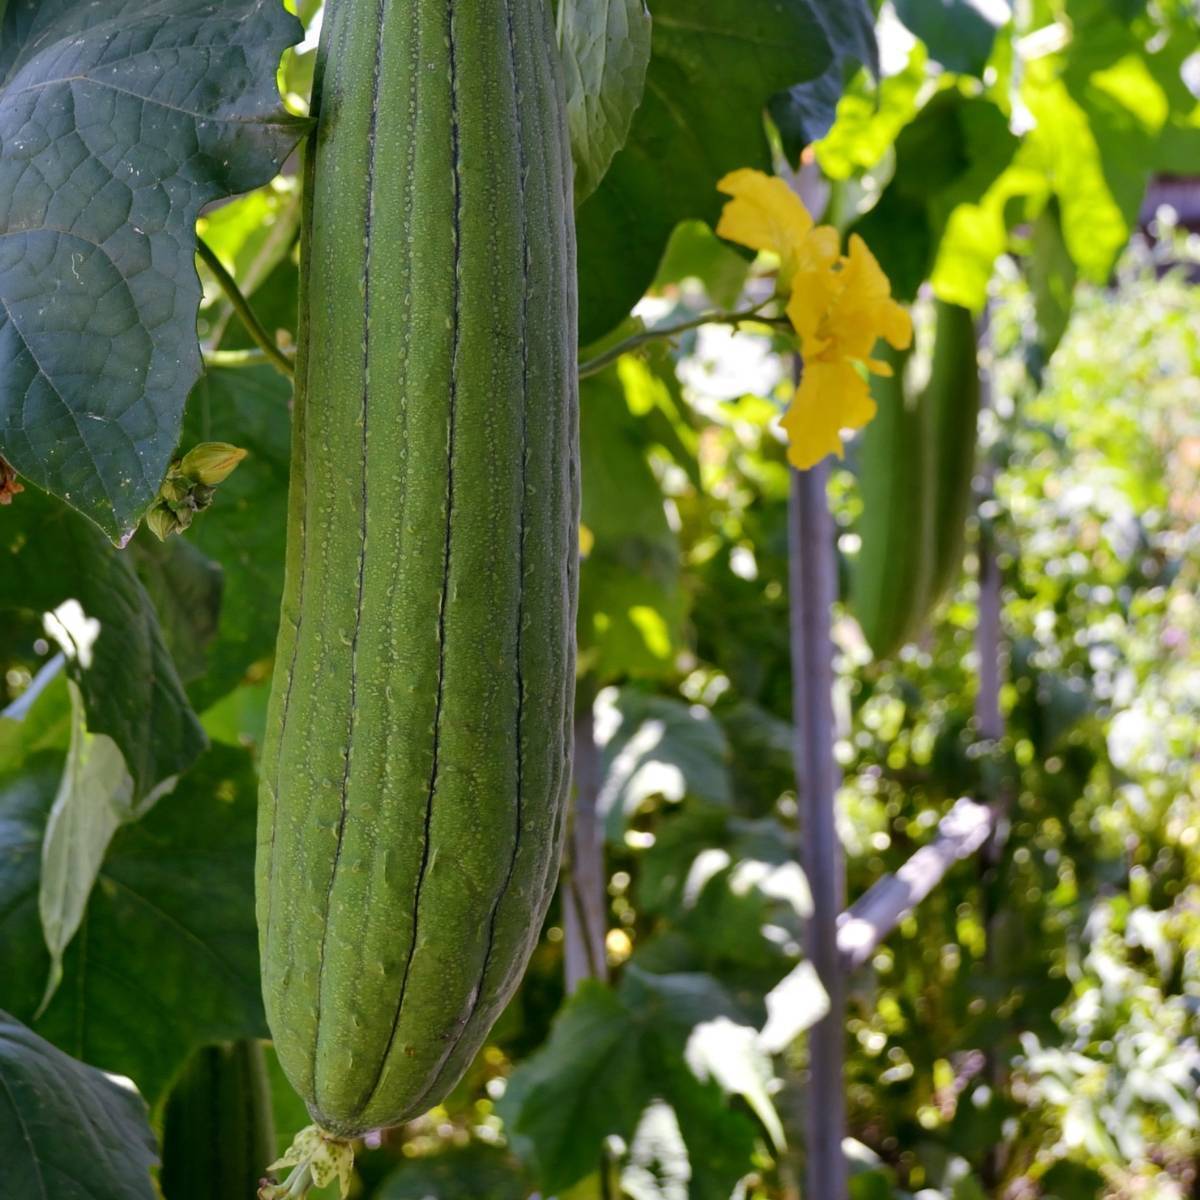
[716,171,912,469]
[716,169,839,291]
[782,361,876,471]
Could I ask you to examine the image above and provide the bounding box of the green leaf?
[129,531,224,687]
[0,1010,158,1199]
[501,967,771,1198]
[180,365,292,711]
[759,959,828,1053]
[0,659,70,770]
[621,967,764,1198]
[814,44,927,180]
[852,89,1019,303]
[500,981,649,1196]
[376,1145,527,1200]
[0,742,265,1106]
[768,0,879,161]
[579,364,685,681]
[558,0,653,205]
[36,679,176,1015]
[652,220,751,310]
[933,16,1200,307]
[0,487,207,801]
[662,1066,758,1200]
[893,0,1007,78]
[576,0,854,343]
[594,687,732,841]
[0,0,308,541]
[1028,199,1078,369]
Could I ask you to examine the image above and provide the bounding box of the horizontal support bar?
[837,798,999,972]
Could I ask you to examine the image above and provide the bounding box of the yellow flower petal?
[780,361,878,471]
[716,169,814,262]
[804,225,842,267]
[841,235,913,350]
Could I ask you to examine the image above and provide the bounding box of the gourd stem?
[197,239,296,379]
[577,302,786,380]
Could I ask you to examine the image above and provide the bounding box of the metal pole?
[789,457,847,1200]
[564,686,608,993]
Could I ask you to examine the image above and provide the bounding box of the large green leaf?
[0,742,265,1106]
[932,10,1200,307]
[36,678,177,1015]
[559,0,653,205]
[129,531,224,687]
[0,1010,158,1199]
[637,809,810,971]
[579,363,685,682]
[0,487,206,801]
[767,0,878,161]
[181,365,292,711]
[577,0,871,342]
[501,981,647,1195]
[893,0,1006,78]
[0,0,308,541]
[376,1145,527,1200]
[595,687,732,842]
[851,89,1019,303]
[501,966,773,1197]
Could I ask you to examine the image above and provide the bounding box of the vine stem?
[203,348,277,370]
[196,238,295,379]
[577,301,786,379]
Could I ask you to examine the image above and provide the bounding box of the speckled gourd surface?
[257,0,579,1137]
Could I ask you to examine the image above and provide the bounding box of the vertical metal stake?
[789,458,848,1200]
[564,688,608,993]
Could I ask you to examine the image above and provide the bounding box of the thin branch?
[577,302,786,380]
[196,239,295,380]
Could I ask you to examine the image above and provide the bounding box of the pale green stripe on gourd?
[925,301,982,607]
[852,340,931,660]
[257,0,578,1139]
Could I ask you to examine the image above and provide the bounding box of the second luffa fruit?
[258,0,579,1136]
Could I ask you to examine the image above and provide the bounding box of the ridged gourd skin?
[257,0,579,1138]
[851,302,980,660]
[925,301,982,606]
[852,340,930,660]
[160,1041,276,1200]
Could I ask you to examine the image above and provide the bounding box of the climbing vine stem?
[577,300,787,380]
[196,238,295,379]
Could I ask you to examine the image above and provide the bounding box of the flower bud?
[179,442,248,486]
[146,503,187,541]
